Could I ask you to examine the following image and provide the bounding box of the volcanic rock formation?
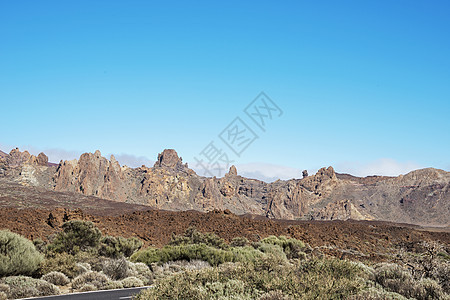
[0,147,449,226]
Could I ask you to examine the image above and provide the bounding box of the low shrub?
[0,230,43,276]
[75,262,92,275]
[129,262,154,285]
[102,257,130,280]
[374,263,449,299]
[151,260,210,281]
[0,284,9,294]
[132,243,234,266]
[135,257,367,299]
[0,276,59,298]
[121,276,144,288]
[260,236,306,259]
[259,290,293,300]
[47,220,102,255]
[168,227,228,250]
[41,271,70,286]
[104,280,124,290]
[230,236,249,247]
[99,236,143,258]
[78,284,97,292]
[0,292,6,300]
[72,271,109,290]
[40,252,79,278]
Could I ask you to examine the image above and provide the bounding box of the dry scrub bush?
[374,263,449,299]
[230,236,249,247]
[0,284,9,294]
[75,262,92,275]
[78,284,97,292]
[168,227,228,250]
[259,290,293,300]
[102,257,130,280]
[99,235,143,258]
[0,230,43,276]
[40,252,79,278]
[72,271,109,290]
[0,292,6,300]
[129,262,154,285]
[260,236,306,259]
[104,280,124,290]
[0,276,59,299]
[135,257,367,300]
[151,260,210,281]
[348,287,408,300]
[121,276,144,288]
[41,271,70,286]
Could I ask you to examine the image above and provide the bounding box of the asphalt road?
[22,286,151,300]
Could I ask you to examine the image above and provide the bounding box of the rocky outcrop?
[0,148,51,182]
[53,150,129,201]
[1,147,449,226]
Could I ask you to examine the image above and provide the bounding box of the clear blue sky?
[1,1,449,179]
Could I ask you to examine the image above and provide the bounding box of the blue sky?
[1,1,449,180]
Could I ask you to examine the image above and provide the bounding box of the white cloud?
[335,158,422,177]
[191,161,304,182]
[236,163,302,182]
[111,153,154,168]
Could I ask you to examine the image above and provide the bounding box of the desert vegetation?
[0,222,449,299]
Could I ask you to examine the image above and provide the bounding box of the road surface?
[21,286,151,300]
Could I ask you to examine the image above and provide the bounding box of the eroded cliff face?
[1,147,449,226]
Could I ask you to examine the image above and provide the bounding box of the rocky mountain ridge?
[0,147,449,226]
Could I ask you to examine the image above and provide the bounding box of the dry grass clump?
[78,284,97,292]
[0,275,59,299]
[129,262,154,285]
[151,260,210,281]
[102,257,130,280]
[103,280,124,290]
[41,271,70,286]
[71,271,109,290]
[374,263,449,299]
[121,276,144,288]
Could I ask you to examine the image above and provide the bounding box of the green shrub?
[230,246,265,263]
[40,252,79,278]
[260,236,305,259]
[121,276,144,288]
[0,291,6,300]
[169,227,228,250]
[47,220,102,254]
[72,271,109,290]
[0,230,43,276]
[41,271,70,286]
[0,276,60,298]
[135,257,366,299]
[230,237,249,247]
[132,243,234,266]
[99,236,143,258]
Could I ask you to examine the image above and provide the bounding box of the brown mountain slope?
[1,147,449,226]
